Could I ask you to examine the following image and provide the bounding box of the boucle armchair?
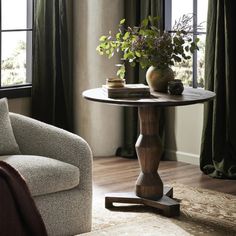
[0,113,92,236]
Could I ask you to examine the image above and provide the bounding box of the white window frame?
[165,0,207,88]
[0,0,34,88]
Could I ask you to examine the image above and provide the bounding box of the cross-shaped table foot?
[105,186,180,217]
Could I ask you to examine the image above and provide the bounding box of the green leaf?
[130,62,136,67]
[123,32,130,40]
[120,19,125,25]
[105,43,110,49]
[99,35,107,42]
[148,16,153,23]
[173,37,179,44]
[173,55,181,62]
[108,52,114,59]
[190,45,195,53]
[141,18,148,28]
[116,32,121,40]
[116,64,126,79]
[152,16,160,26]
[123,51,134,60]
[179,38,185,44]
[190,42,199,52]
[135,51,141,57]
[110,47,114,53]
[185,46,189,52]
[150,26,158,32]
[140,63,146,69]
[153,16,160,22]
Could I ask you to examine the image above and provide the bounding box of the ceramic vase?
[146,66,175,92]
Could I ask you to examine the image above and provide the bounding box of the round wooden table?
[83,87,215,217]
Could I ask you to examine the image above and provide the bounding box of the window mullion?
[192,0,198,88]
[0,0,2,88]
[164,0,172,31]
[1,28,33,32]
[26,0,33,84]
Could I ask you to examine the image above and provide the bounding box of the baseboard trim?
[164,149,200,166]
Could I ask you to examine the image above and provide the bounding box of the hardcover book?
[102,84,150,98]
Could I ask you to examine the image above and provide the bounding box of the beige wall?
[8,98,31,116]
[73,0,124,156]
[164,104,204,165]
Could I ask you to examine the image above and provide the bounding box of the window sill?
[0,85,31,99]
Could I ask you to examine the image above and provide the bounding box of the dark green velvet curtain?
[200,0,236,179]
[32,0,74,131]
[116,0,164,158]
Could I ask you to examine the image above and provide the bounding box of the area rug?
[82,183,236,236]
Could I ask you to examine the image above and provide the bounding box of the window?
[0,0,33,94]
[165,0,208,88]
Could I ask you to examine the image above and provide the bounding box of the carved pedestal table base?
[105,107,180,217]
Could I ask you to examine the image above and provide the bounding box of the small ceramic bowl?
[168,79,184,95]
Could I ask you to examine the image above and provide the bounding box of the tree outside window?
[0,0,33,88]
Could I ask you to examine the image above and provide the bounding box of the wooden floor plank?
[94,156,236,195]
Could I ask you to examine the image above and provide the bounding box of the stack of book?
[102,84,150,98]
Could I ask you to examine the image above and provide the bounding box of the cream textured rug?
[83,183,236,236]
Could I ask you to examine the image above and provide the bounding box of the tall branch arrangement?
[97,15,200,79]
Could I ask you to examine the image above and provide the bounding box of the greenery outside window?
[0,0,33,98]
[165,0,208,88]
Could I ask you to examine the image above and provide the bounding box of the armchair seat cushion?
[0,155,80,197]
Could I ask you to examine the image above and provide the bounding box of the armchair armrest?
[9,113,92,191]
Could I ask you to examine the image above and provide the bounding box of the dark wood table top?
[83,87,215,107]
